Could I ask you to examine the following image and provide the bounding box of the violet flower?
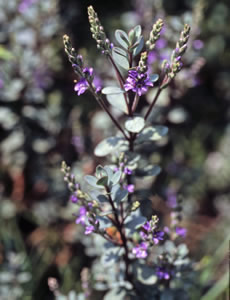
[124,184,135,193]
[156,267,170,280]
[70,195,78,204]
[124,70,153,96]
[76,206,87,225]
[152,231,164,244]
[85,225,95,235]
[124,167,132,175]
[132,242,148,258]
[74,78,89,96]
[74,67,94,96]
[175,226,187,238]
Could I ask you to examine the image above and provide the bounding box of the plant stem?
[144,86,162,121]
[132,93,140,113]
[106,186,133,283]
[88,84,129,140]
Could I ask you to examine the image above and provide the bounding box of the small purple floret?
[76,206,87,225]
[74,79,89,96]
[124,184,135,193]
[71,195,78,203]
[156,267,170,280]
[124,70,153,96]
[132,242,148,258]
[152,231,164,244]
[85,225,95,235]
[175,226,187,238]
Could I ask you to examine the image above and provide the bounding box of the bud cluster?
[146,18,164,51]
[138,51,148,73]
[61,161,78,193]
[87,6,113,55]
[63,35,83,76]
[161,24,191,87]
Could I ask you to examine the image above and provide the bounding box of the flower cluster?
[132,216,165,259]
[140,218,165,245]
[124,69,153,96]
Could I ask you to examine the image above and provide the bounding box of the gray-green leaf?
[94,136,127,157]
[112,48,129,70]
[125,116,145,133]
[102,86,124,95]
[84,175,105,189]
[136,265,157,285]
[115,30,130,49]
[106,93,129,114]
[132,36,144,57]
[136,165,161,177]
[149,74,159,82]
[136,125,168,143]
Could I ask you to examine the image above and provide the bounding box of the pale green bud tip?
[131,201,140,211]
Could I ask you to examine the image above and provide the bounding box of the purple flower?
[85,225,95,235]
[83,67,93,77]
[124,184,135,193]
[142,221,151,232]
[156,267,170,280]
[124,70,153,96]
[132,242,148,258]
[124,167,132,175]
[18,0,37,13]
[193,39,204,50]
[70,195,78,203]
[152,231,164,244]
[93,75,102,93]
[166,189,177,208]
[74,78,89,96]
[175,226,187,238]
[140,231,148,240]
[76,206,87,225]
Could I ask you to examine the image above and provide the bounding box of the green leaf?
[0,46,14,60]
[106,93,129,114]
[136,165,161,177]
[149,74,159,82]
[104,165,114,180]
[111,170,122,185]
[136,125,168,143]
[111,184,128,204]
[84,175,104,189]
[177,243,189,257]
[133,25,142,39]
[102,86,124,95]
[96,165,107,178]
[115,30,130,49]
[112,48,129,70]
[125,116,145,133]
[113,46,128,57]
[125,212,146,234]
[94,136,127,157]
[101,244,123,266]
[128,25,142,44]
[132,36,144,57]
[97,216,112,229]
[96,176,108,187]
[135,264,157,285]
